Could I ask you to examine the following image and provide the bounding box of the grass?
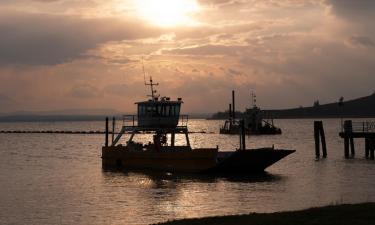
[153,202,375,225]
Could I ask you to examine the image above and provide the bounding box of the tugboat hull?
[102,146,295,173]
[211,148,295,173]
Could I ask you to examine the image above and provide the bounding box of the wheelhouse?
[136,97,183,128]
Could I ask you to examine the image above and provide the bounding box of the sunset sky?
[0,0,374,113]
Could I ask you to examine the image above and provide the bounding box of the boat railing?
[342,121,375,133]
[179,115,189,127]
[122,115,137,127]
[122,114,189,127]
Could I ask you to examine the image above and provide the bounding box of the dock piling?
[350,137,355,156]
[344,137,350,158]
[314,121,327,158]
[343,120,355,158]
[365,138,370,159]
[240,119,246,150]
[105,117,109,147]
[232,90,235,121]
[112,117,115,146]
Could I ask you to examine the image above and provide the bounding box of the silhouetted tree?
[313,100,320,107]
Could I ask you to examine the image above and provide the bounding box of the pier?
[339,120,375,159]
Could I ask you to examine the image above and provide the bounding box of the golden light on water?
[133,0,200,27]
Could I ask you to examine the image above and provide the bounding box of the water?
[1,119,375,225]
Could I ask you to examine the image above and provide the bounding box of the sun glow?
[134,0,200,27]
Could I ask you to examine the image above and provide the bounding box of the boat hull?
[102,146,295,173]
[211,148,295,173]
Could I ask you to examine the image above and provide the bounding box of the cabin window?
[138,105,146,116]
[171,105,175,116]
[165,105,170,116]
[146,106,152,116]
[157,105,162,116]
[162,105,166,117]
[175,105,180,116]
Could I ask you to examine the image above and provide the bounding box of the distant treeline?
[211,92,375,119]
[0,113,211,122]
[0,115,110,122]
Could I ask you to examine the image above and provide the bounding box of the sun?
[134,0,200,27]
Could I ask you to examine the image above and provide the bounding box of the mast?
[142,58,159,100]
[145,76,159,99]
[251,91,257,108]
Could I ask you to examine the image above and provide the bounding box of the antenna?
[251,91,257,108]
[142,57,147,85]
[141,58,159,99]
[145,76,159,99]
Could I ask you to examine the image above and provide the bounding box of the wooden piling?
[105,117,109,147]
[240,119,246,150]
[314,121,320,158]
[112,116,115,145]
[229,103,232,118]
[344,137,350,158]
[365,138,370,159]
[349,138,355,156]
[232,90,235,121]
[343,120,353,158]
[314,121,327,158]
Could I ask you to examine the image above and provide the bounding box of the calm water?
[1,119,375,225]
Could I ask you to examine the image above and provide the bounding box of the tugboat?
[220,91,282,135]
[102,78,294,173]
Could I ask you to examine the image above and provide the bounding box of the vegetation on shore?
[154,202,375,225]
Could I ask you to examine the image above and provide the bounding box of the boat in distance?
[101,77,295,173]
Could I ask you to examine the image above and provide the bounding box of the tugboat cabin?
[136,97,182,128]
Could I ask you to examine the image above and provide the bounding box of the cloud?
[0,10,161,65]
[347,36,375,48]
[69,84,102,98]
[327,0,375,20]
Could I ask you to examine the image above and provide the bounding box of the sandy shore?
[153,202,375,225]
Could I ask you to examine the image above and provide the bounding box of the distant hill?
[266,93,375,119]
[211,93,375,119]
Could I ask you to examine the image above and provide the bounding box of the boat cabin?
[136,97,183,128]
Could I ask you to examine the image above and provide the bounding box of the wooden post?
[314,121,320,158]
[344,137,350,158]
[240,119,246,150]
[229,103,232,127]
[105,117,109,147]
[171,132,175,147]
[232,90,235,121]
[314,121,327,158]
[229,104,232,118]
[370,139,375,160]
[365,138,370,159]
[349,138,355,157]
[111,116,115,145]
[343,120,352,158]
[320,122,327,158]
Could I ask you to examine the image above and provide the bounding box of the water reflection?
[100,169,285,222]
[102,169,283,184]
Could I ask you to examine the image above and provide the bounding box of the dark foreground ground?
[154,202,375,225]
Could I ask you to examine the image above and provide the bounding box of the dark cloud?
[327,0,375,19]
[348,36,375,48]
[0,10,161,65]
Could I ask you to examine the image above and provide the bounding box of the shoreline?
[153,202,375,225]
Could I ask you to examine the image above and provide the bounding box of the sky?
[0,0,374,114]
